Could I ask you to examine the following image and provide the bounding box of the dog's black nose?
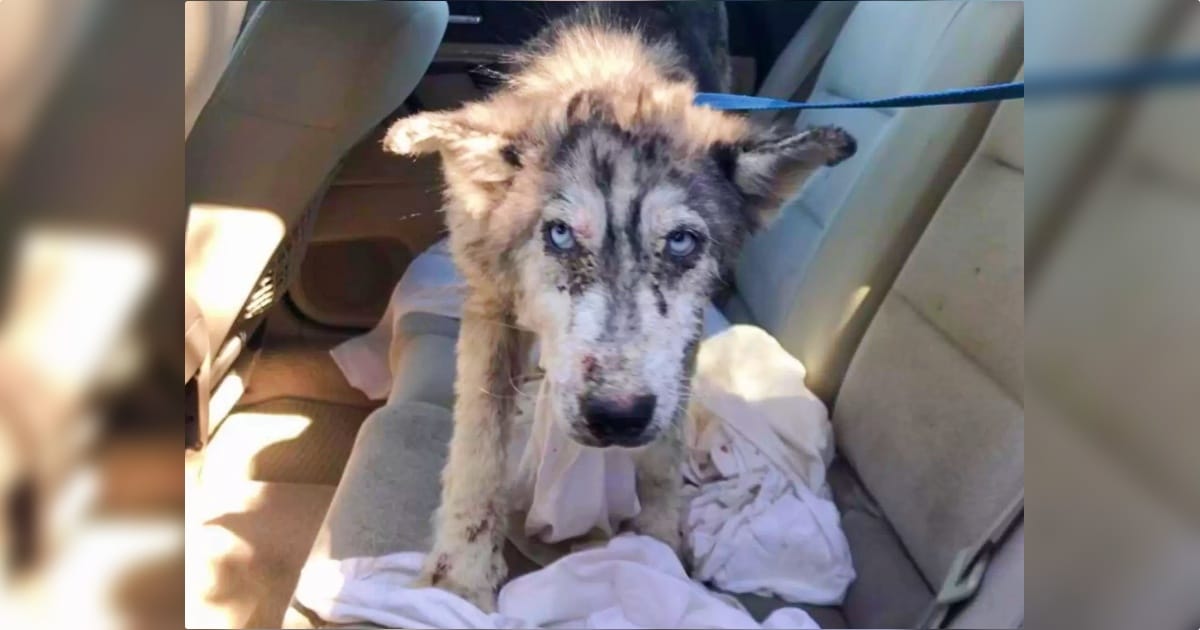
[582,394,656,446]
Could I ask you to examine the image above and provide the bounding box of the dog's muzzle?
[581,394,657,447]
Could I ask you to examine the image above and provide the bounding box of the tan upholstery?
[828,460,932,629]
[184,1,247,139]
[729,1,1023,401]
[185,1,448,384]
[819,2,1182,626]
[387,332,458,409]
[281,402,455,628]
[831,88,1024,625]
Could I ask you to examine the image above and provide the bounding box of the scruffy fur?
[384,4,856,610]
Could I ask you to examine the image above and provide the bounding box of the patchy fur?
[386,4,855,611]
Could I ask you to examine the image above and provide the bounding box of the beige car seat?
[725,1,1023,402]
[184,1,449,442]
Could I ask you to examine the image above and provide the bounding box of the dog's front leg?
[629,429,684,554]
[415,308,525,611]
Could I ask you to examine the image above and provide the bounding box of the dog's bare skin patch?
[465,518,490,543]
[382,5,855,610]
[430,553,451,586]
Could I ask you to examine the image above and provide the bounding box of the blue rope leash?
[694,56,1200,111]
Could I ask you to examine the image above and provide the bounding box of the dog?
[383,3,856,610]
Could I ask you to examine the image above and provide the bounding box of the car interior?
[182,1,1200,628]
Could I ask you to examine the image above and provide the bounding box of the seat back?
[831,1,1183,625]
[185,1,247,139]
[185,1,448,379]
[727,1,1023,401]
[834,88,1025,606]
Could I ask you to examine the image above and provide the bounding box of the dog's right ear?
[713,124,857,230]
[383,110,519,184]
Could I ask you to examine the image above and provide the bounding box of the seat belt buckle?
[937,546,991,607]
[915,546,991,629]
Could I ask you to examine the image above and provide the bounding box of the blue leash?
[694,57,1200,111]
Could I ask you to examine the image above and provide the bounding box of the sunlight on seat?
[186,483,267,630]
[185,409,311,629]
[186,453,336,629]
[837,285,872,337]
[185,203,286,350]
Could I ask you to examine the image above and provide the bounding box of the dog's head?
[384,29,855,448]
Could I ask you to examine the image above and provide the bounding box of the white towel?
[683,326,855,605]
[294,534,820,630]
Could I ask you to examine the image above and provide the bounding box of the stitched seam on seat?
[984,150,1024,175]
[212,101,341,132]
[794,195,829,230]
[891,291,1020,403]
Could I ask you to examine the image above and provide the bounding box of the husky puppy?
[383,3,855,609]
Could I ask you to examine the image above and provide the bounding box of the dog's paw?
[414,547,506,613]
[628,509,683,555]
[412,571,498,612]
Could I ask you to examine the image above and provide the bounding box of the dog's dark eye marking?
[543,220,597,294]
[565,255,597,295]
[500,144,521,168]
[594,152,614,196]
[652,283,668,317]
[624,193,644,257]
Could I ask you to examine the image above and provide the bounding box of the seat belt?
[915,492,1024,630]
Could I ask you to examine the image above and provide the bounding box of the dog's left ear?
[714,125,856,229]
[383,110,520,184]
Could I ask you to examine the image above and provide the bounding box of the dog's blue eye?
[665,230,698,258]
[547,221,576,251]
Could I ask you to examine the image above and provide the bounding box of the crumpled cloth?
[683,325,854,605]
[293,534,820,630]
